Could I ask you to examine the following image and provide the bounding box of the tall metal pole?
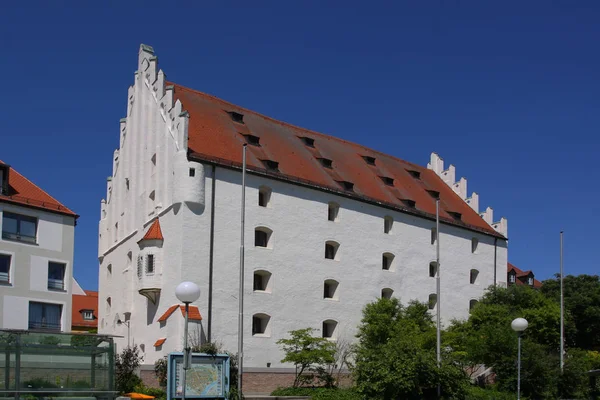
[182,303,190,400]
[237,144,247,399]
[436,199,441,398]
[560,231,564,372]
[517,333,522,400]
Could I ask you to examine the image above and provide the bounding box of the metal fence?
[0,329,116,400]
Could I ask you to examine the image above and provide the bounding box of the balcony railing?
[28,320,61,331]
[47,278,65,291]
[0,272,8,283]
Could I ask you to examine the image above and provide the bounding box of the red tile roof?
[0,161,77,217]
[508,262,542,288]
[71,290,98,329]
[169,84,503,239]
[157,304,202,323]
[154,338,166,347]
[139,218,163,242]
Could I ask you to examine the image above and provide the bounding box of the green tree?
[542,274,600,351]
[115,345,143,394]
[353,298,467,399]
[277,328,336,387]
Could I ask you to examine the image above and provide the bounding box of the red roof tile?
[154,338,166,347]
[139,218,163,242]
[0,160,76,217]
[168,84,503,239]
[157,304,202,323]
[71,291,98,329]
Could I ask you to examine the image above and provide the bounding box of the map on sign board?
[168,353,230,399]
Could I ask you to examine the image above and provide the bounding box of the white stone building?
[0,161,77,332]
[97,45,508,388]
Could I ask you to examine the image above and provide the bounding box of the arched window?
[325,241,340,260]
[471,238,479,253]
[324,280,339,300]
[252,313,271,336]
[469,299,479,312]
[381,288,394,299]
[253,270,272,292]
[470,269,479,284]
[107,264,112,277]
[127,251,132,267]
[258,186,272,207]
[322,320,338,339]
[428,294,437,310]
[384,216,393,234]
[382,253,395,271]
[429,261,438,278]
[328,202,339,222]
[106,297,112,313]
[255,227,273,248]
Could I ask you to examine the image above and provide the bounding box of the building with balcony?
[0,161,77,332]
[98,45,509,390]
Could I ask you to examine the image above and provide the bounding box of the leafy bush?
[154,356,168,387]
[115,345,143,394]
[271,387,361,399]
[134,383,166,400]
[464,385,523,400]
[22,378,58,389]
[39,336,60,346]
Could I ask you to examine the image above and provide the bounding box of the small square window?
[48,262,66,291]
[380,176,394,186]
[384,216,393,234]
[429,262,438,278]
[328,203,339,222]
[362,156,376,165]
[318,158,333,169]
[189,168,196,177]
[407,170,421,180]
[471,238,479,253]
[82,310,94,321]
[300,137,315,147]
[146,254,155,274]
[227,111,244,124]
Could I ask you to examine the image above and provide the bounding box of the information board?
[167,352,230,399]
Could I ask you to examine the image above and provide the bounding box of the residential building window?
[258,186,271,207]
[431,227,437,245]
[252,313,271,336]
[325,241,339,260]
[528,276,534,286]
[384,216,393,234]
[2,212,37,244]
[254,227,272,248]
[469,300,478,312]
[429,262,438,278]
[48,262,66,291]
[253,270,271,292]
[323,280,339,300]
[127,251,132,267]
[508,272,516,283]
[29,302,62,331]
[106,297,111,313]
[146,254,155,274]
[428,294,437,310]
[322,320,337,339]
[107,264,112,277]
[470,269,479,284]
[382,253,394,271]
[471,238,479,253]
[0,254,11,284]
[328,202,339,222]
[381,288,393,299]
[82,310,94,321]
[362,155,376,165]
[189,168,195,177]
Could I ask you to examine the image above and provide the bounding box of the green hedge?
[271,387,361,399]
[464,386,523,400]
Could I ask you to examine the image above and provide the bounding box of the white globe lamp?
[511,317,528,400]
[176,281,201,304]
[511,317,528,332]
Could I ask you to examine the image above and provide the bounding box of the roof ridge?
[169,82,425,170]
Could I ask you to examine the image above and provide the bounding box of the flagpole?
[237,144,247,399]
[436,199,441,398]
[560,231,564,372]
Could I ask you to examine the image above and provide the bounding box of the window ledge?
[253,290,271,294]
[252,333,271,338]
[0,282,13,287]
[1,237,38,246]
[47,288,67,293]
[323,298,339,302]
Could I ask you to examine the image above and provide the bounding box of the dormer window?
[338,181,354,191]
[243,134,261,146]
[427,190,440,199]
[448,211,462,221]
[528,276,534,286]
[318,158,333,169]
[380,176,394,186]
[81,310,94,321]
[508,272,516,283]
[300,137,315,147]
[227,111,244,124]
[407,170,421,180]
[362,156,376,166]
[400,199,416,208]
[261,160,279,172]
[0,163,9,195]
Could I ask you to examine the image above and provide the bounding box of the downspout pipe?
[208,165,216,342]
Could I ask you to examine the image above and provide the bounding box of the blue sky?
[1,2,598,290]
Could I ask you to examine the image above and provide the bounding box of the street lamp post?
[116,319,130,347]
[176,281,201,400]
[511,317,529,400]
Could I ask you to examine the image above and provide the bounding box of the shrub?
[134,383,166,400]
[271,387,361,399]
[465,385,524,400]
[115,345,143,394]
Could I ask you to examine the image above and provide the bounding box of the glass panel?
[2,213,18,235]
[0,254,10,283]
[19,216,37,238]
[29,302,62,331]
